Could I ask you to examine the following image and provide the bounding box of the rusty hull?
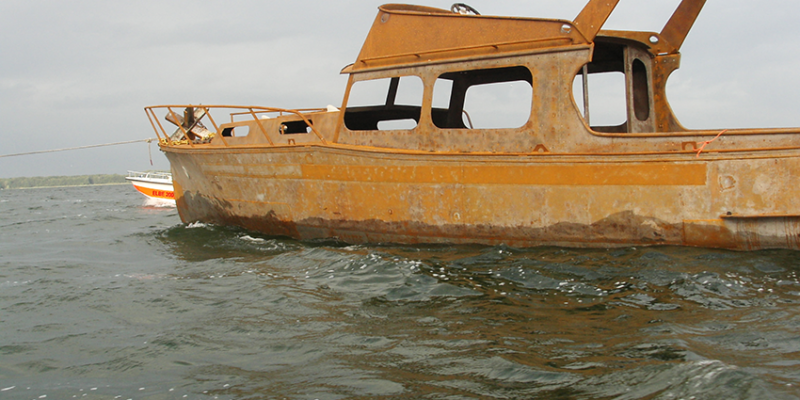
[151,0,800,250]
[164,144,800,251]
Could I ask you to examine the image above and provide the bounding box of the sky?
[1,0,799,178]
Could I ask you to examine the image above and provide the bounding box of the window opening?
[573,71,627,131]
[632,59,650,122]
[573,41,654,133]
[432,66,532,129]
[221,125,250,137]
[280,120,313,134]
[344,76,423,131]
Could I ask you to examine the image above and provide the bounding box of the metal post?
[582,64,590,125]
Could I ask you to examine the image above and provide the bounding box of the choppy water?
[1,185,799,399]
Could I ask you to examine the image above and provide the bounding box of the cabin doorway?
[572,41,656,134]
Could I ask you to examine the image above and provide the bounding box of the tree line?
[0,174,127,189]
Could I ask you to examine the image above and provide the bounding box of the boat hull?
[164,145,800,250]
[126,176,176,205]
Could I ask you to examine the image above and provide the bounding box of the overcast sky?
[1,0,799,178]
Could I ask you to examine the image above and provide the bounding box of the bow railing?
[144,105,330,146]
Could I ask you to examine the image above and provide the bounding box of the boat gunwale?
[159,141,800,163]
[126,177,173,185]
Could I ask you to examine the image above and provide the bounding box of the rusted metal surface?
[660,0,707,53]
[149,0,800,250]
[572,0,620,42]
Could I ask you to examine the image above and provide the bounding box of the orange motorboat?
[126,171,175,206]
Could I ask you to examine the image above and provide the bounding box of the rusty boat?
[145,0,800,250]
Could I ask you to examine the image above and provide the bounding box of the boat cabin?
[334,1,703,153]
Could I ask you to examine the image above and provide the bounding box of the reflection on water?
[0,185,798,399]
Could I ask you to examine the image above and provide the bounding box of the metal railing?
[144,105,329,147]
[127,170,172,182]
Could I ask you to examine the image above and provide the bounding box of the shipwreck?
[145,0,800,250]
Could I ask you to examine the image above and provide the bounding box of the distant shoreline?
[1,183,128,190]
[0,174,128,190]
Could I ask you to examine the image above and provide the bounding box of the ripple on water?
[2,188,800,399]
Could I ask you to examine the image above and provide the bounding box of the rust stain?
[301,164,706,186]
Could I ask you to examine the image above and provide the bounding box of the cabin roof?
[343,1,705,74]
[345,4,588,74]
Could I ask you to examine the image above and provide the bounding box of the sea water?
[0,185,798,399]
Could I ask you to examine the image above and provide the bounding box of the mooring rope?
[696,129,727,158]
[0,138,157,159]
